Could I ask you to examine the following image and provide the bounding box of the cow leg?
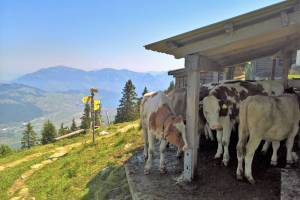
[159,139,168,174]
[261,141,271,154]
[270,141,280,166]
[144,130,155,175]
[214,130,223,159]
[205,123,214,141]
[222,120,232,166]
[143,127,149,161]
[236,139,245,181]
[245,136,261,184]
[286,125,299,166]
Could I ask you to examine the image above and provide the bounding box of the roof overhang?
[145,0,300,66]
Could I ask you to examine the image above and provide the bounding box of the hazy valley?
[0,66,173,148]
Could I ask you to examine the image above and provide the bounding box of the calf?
[203,80,284,166]
[236,95,300,184]
[140,91,188,174]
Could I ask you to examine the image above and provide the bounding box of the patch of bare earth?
[0,153,45,172]
[8,143,82,200]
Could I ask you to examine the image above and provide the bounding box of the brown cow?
[140,91,188,174]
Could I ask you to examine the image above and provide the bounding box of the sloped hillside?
[0,120,142,200]
[0,83,84,147]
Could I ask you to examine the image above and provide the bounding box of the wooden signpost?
[82,88,99,144]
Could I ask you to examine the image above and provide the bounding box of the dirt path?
[8,143,82,200]
[118,124,139,133]
[0,153,46,172]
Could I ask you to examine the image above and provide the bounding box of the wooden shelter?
[145,0,300,181]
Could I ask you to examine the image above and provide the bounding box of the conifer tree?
[165,80,175,93]
[58,123,66,136]
[21,122,37,149]
[142,86,149,96]
[80,103,91,129]
[137,86,149,114]
[70,118,77,131]
[115,80,138,123]
[41,120,57,144]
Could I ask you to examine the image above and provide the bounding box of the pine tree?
[142,86,149,96]
[58,123,66,136]
[41,120,57,144]
[115,80,138,123]
[137,86,149,114]
[21,123,37,149]
[165,80,175,93]
[80,103,91,129]
[70,118,77,131]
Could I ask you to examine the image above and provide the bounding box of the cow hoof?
[286,160,294,167]
[292,152,299,162]
[246,177,255,184]
[236,174,243,181]
[160,168,167,174]
[270,160,278,166]
[214,154,221,159]
[223,160,229,167]
[144,169,150,175]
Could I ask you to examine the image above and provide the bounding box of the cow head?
[203,95,224,130]
[164,115,188,151]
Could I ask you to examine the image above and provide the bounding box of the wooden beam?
[184,54,201,181]
[282,49,293,88]
[173,8,300,59]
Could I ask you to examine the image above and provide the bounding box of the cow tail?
[237,100,249,157]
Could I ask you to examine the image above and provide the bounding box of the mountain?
[0,83,45,123]
[0,83,84,147]
[14,66,173,107]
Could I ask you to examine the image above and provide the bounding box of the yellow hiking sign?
[82,96,91,104]
[94,100,100,111]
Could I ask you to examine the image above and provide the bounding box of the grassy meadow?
[0,120,143,200]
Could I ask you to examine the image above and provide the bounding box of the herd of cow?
[140,80,300,184]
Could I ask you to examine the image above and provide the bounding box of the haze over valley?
[0,66,173,148]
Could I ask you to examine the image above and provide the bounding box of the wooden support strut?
[183,54,201,181]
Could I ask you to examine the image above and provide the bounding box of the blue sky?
[0,0,282,81]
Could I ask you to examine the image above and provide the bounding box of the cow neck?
[162,112,174,138]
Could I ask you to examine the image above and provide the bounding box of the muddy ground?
[126,133,300,200]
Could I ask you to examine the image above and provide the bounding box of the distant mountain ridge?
[14,66,173,107]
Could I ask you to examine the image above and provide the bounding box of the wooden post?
[282,50,293,89]
[271,56,276,80]
[184,54,201,181]
[90,88,98,144]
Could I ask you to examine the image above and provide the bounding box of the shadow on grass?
[81,164,131,200]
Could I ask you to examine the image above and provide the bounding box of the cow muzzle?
[211,124,222,130]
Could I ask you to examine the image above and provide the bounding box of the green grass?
[25,120,142,200]
[0,153,51,200]
[0,133,88,165]
[0,121,142,200]
[288,74,300,79]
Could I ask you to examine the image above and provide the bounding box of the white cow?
[236,95,300,184]
[140,91,188,174]
[203,80,284,166]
